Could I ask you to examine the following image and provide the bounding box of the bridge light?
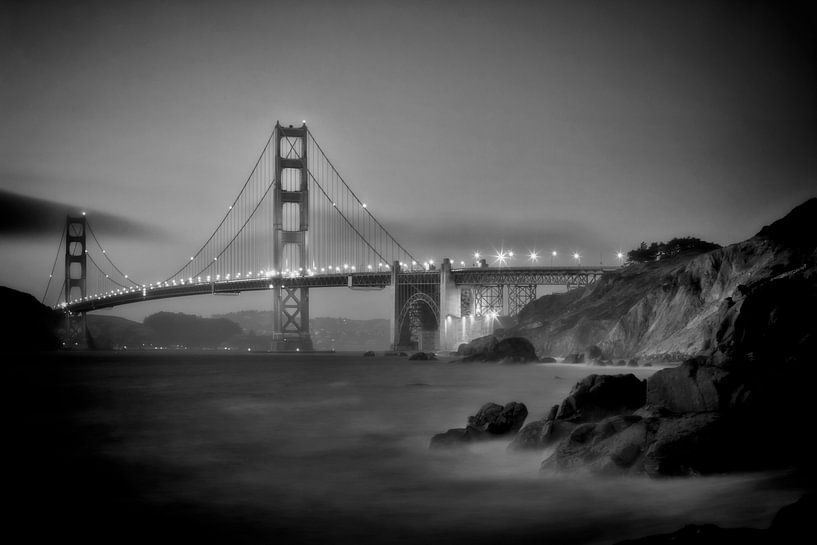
[474,252,480,260]
[332,202,337,207]
[343,264,349,270]
[213,257,217,261]
[429,259,434,264]
[508,251,514,258]
[460,260,465,266]
[207,276,211,282]
[124,275,128,279]
[367,264,372,270]
[362,203,367,208]
[552,251,557,256]
[351,266,356,271]
[190,257,194,261]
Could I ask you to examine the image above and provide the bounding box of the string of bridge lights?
[59,212,627,308]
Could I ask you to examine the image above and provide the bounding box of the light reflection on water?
[70,354,804,544]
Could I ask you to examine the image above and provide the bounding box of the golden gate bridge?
[41,122,617,351]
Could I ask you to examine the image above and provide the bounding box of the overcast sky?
[1,0,815,321]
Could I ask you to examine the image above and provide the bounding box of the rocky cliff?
[509,198,817,360]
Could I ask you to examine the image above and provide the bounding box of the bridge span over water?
[46,122,618,351]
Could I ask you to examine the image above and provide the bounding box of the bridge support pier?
[64,215,88,348]
[271,122,313,351]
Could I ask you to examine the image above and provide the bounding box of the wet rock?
[468,401,528,434]
[461,337,538,363]
[584,344,603,362]
[408,352,436,361]
[457,335,498,356]
[430,401,528,448]
[542,415,648,474]
[429,425,487,448]
[510,404,577,450]
[556,374,646,423]
[563,353,585,363]
[646,358,733,414]
[642,413,728,477]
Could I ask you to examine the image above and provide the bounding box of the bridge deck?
[63,266,618,313]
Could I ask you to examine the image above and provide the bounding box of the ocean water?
[8,352,808,544]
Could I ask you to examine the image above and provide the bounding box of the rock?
[363,350,376,357]
[614,493,816,544]
[646,358,734,414]
[641,413,726,476]
[643,362,652,367]
[408,351,436,361]
[430,401,528,448]
[616,359,627,366]
[429,426,487,448]
[563,353,585,363]
[398,351,408,357]
[539,356,557,363]
[468,401,528,434]
[461,337,538,363]
[770,494,816,542]
[584,344,603,362]
[627,358,639,367]
[510,404,577,450]
[556,374,646,423]
[457,335,498,356]
[542,415,648,474]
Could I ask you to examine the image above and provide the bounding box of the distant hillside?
[86,315,158,349]
[0,286,60,352]
[506,198,817,360]
[213,310,390,350]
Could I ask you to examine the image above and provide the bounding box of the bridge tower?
[64,215,88,347]
[272,122,313,351]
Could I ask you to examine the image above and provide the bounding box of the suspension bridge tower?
[272,122,313,351]
[64,214,88,347]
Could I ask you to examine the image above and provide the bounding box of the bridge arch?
[397,292,440,351]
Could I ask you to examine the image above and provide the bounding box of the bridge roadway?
[63,265,617,314]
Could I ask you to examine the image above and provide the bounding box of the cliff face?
[510,198,817,360]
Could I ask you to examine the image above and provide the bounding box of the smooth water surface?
[7,352,807,544]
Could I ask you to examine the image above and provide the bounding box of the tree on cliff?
[627,237,720,263]
[143,312,241,348]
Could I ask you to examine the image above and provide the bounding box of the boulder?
[461,337,538,363]
[542,415,649,474]
[430,401,528,448]
[616,359,627,366]
[539,356,557,363]
[627,358,639,367]
[468,402,528,434]
[457,335,498,356]
[563,353,585,364]
[646,358,734,414]
[408,351,436,361]
[584,344,603,362]
[429,426,487,448]
[642,413,729,477]
[510,404,577,450]
[556,374,646,423]
[363,350,376,357]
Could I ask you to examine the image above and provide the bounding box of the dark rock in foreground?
[556,374,646,422]
[430,401,528,448]
[614,494,815,544]
[459,336,538,363]
[510,374,645,451]
[408,351,436,361]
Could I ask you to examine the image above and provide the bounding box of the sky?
[1,0,815,321]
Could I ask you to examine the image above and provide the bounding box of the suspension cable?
[41,222,66,304]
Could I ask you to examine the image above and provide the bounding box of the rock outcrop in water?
[430,401,528,448]
[457,335,538,363]
[506,198,817,362]
[515,199,817,476]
